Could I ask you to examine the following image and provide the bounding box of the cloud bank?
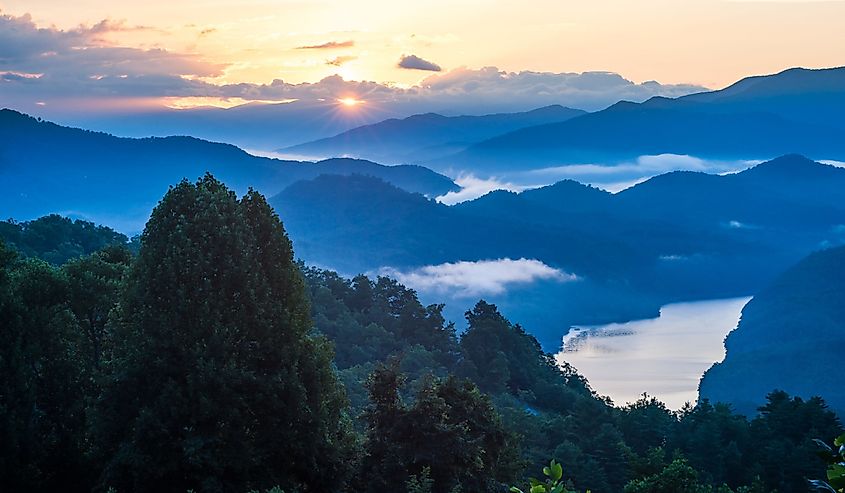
[436,175,526,205]
[505,154,759,192]
[0,11,708,115]
[379,258,577,297]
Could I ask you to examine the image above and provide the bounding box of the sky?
[2,0,844,115]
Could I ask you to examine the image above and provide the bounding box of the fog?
[377,258,577,297]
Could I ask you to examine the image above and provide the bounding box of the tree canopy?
[90,176,355,492]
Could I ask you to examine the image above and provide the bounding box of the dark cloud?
[296,40,354,50]
[398,54,442,72]
[326,55,357,67]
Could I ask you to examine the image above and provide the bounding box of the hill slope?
[269,155,845,347]
[0,110,457,230]
[699,245,845,416]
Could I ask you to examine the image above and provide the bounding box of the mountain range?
[445,67,845,171]
[269,154,845,346]
[46,99,395,151]
[280,105,586,164]
[0,109,457,231]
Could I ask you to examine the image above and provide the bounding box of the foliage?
[511,459,578,493]
[623,459,718,493]
[1,200,843,493]
[89,176,356,492]
[61,245,132,371]
[0,241,92,491]
[0,215,127,265]
[458,300,593,412]
[302,267,458,371]
[812,433,845,492]
[360,363,519,493]
[406,467,435,493]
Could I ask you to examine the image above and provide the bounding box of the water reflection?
[556,297,751,409]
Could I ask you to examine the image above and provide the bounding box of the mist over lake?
[556,297,751,409]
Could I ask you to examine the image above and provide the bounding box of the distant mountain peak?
[741,154,833,178]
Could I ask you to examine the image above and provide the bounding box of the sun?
[338,97,362,107]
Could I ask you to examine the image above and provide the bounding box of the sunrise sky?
[2,0,844,113]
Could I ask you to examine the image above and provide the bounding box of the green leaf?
[827,463,845,481]
[530,486,547,493]
[551,460,563,481]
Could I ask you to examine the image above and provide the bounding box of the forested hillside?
[0,110,457,230]
[271,155,845,348]
[700,245,845,416]
[1,179,841,492]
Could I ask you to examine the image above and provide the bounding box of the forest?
[1,175,842,493]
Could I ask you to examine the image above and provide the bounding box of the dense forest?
[700,245,845,416]
[1,176,842,493]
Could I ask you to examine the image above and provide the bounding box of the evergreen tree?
[91,176,354,492]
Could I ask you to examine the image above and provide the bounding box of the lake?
[555,297,751,410]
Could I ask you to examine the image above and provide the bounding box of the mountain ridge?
[441,66,845,171]
[280,104,586,164]
[0,109,458,231]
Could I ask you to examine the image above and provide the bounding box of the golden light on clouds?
[163,97,295,110]
[3,0,845,90]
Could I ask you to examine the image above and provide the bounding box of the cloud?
[436,174,527,205]
[0,11,709,116]
[296,40,355,49]
[507,154,758,192]
[88,19,156,34]
[326,55,357,67]
[378,258,577,297]
[821,160,845,168]
[0,11,224,105]
[414,67,706,112]
[398,54,442,72]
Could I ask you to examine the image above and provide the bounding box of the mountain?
[270,174,660,348]
[279,105,586,164]
[271,174,643,277]
[0,110,457,231]
[269,155,845,348]
[679,66,845,127]
[448,67,845,171]
[43,99,395,151]
[699,245,845,416]
[615,154,845,229]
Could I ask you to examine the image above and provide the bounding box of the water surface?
[555,297,751,409]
